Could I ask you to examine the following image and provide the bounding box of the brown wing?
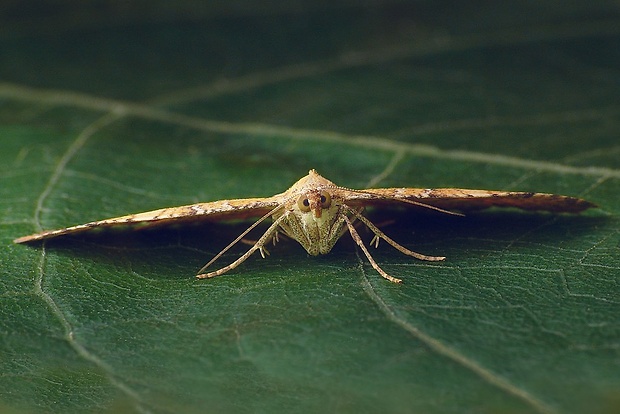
[14,197,281,243]
[343,188,596,214]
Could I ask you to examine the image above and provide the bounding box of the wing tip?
[557,197,598,213]
[13,234,43,244]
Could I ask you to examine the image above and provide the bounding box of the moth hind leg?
[196,214,288,279]
[343,215,402,284]
[346,206,445,262]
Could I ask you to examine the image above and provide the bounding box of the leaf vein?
[357,253,557,414]
[2,82,617,179]
[34,248,151,413]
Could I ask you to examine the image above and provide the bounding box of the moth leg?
[362,215,395,248]
[239,238,273,256]
[370,234,380,248]
[241,230,280,248]
[345,206,445,262]
[343,215,402,284]
[272,230,287,245]
[258,245,270,258]
[197,213,288,279]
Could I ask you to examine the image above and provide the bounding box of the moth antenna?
[390,198,465,216]
[344,205,445,261]
[197,204,285,274]
[197,212,289,279]
[343,215,402,284]
[335,186,464,217]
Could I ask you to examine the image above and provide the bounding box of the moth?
[15,169,595,283]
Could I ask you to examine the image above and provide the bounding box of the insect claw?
[259,246,270,258]
[370,234,380,248]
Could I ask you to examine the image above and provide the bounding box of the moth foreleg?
[197,213,288,279]
[345,206,445,262]
[343,215,402,284]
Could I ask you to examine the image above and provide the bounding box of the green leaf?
[1,2,619,413]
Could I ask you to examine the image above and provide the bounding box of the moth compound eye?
[297,196,311,212]
[320,191,331,208]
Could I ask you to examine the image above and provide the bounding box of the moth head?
[297,190,332,219]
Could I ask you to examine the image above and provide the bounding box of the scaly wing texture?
[14,197,281,243]
[344,188,596,213]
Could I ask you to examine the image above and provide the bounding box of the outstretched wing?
[343,188,596,214]
[14,197,281,243]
